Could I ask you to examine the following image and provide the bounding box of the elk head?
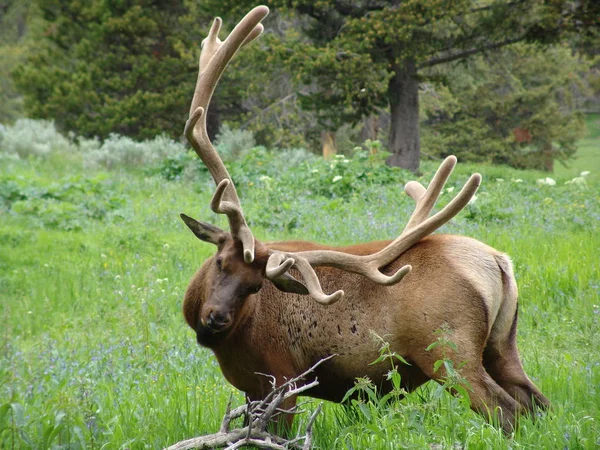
[180,6,481,342]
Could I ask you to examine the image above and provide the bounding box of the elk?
[179,6,549,433]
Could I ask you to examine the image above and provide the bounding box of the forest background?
[1,0,599,172]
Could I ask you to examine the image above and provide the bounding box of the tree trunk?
[321,130,337,160]
[542,141,554,172]
[386,59,420,172]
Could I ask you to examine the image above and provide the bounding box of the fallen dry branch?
[164,356,333,450]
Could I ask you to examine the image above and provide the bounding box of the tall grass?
[1,120,599,449]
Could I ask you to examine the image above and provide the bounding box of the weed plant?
[0,120,599,449]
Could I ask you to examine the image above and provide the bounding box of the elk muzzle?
[202,306,233,332]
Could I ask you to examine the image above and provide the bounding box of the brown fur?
[183,233,549,432]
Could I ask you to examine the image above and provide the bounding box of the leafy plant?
[0,174,126,231]
[426,325,472,407]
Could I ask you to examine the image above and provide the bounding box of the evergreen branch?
[418,35,527,69]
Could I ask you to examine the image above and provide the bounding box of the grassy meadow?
[1,117,599,449]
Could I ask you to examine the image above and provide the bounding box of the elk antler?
[266,156,481,305]
[184,6,269,263]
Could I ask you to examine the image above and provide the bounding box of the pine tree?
[206,0,597,170]
[13,0,198,140]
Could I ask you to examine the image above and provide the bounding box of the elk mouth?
[202,309,233,333]
[196,317,232,347]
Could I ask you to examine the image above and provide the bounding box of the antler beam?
[185,6,270,263]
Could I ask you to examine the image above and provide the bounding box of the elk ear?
[180,213,225,246]
[270,273,310,295]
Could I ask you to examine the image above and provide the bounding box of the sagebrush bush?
[0,119,76,159]
[84,133,185,170]
[214,123,256,160]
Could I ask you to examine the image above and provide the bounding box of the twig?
[164,356,334,450]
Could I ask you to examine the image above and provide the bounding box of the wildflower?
[580,171,590,177]
[537,177,556,186]
[101,253,107,259]
[163,243,170,249]
[565,177,587,187]
[311,169,319,174]
[115,275,121,280]
[259,175,272,182]
[468,194,478,205]
[512,178,523,183]
[496,178,504,182]
[332,175,342,183]
[446,186,455,193]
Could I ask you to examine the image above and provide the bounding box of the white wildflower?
[512,178,523,183]
[565,177,587,187]
[163,243,170,249]
[332,175,343,183]
[537,177,556,186]
[580,171,590,177]
[468,194,478,205]
[446,186,455,193]
[496,178,504,182]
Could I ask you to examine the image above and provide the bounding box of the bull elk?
[179,5,549,434]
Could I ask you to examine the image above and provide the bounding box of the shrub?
[84,134,185,170]
[0,119,75,159]
[0,174,126,231]
[145,151,207,181]
[214,123,256,161]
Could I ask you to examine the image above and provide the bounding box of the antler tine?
[211,180,255,264]
[291,257,345,305]
[265,253,295,279]
[403,155,457,231]
[185,6,269,263]
[266,254,343,305]
[265,156,480,304]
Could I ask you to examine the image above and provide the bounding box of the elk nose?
[206,310,231,331]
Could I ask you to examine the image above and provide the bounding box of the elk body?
[179,6,549,433]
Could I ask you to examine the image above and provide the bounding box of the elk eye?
[215,258,223,270]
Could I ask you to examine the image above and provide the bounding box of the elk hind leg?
[486,255,550,413]
[415,345,522,433]
[483,324,550,414]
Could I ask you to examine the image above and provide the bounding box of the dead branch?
[164,356,334,450]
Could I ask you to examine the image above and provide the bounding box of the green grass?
[1,123,599,449]
[554,114,600,184]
